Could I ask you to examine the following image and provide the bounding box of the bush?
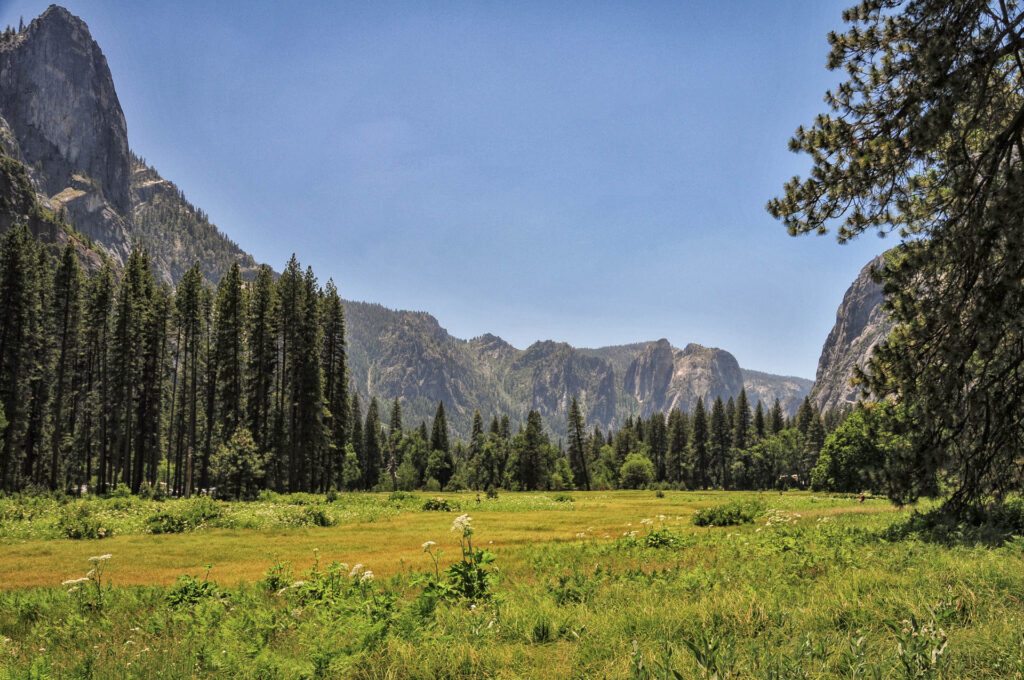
[422,497,459,512]
[485,487,499,499]
[552,493,575,503]
[57,503,111,539]
[287,505,334,527]
[147,496,222,534]
[692,499,765,527]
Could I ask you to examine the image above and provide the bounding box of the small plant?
[257,559,294,592]
[680,628,736,679]
[418,514,497,605]
[692,500,765,527]
[552,493,575,503]
[885,611,949,679]
[61,553,112,610]
[166,566,222,608]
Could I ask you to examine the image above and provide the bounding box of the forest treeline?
[0,224,866,498]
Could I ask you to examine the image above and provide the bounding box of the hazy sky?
[1,1,890,378]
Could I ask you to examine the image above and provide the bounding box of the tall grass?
[1,492,1022,678]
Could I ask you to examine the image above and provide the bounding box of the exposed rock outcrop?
[0,6,132,265]
[741,369,814,414]
[810,254,894,412]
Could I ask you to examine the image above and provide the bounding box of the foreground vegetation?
[2,491,1023,679]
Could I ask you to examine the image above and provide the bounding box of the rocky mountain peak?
[810,254,894,412]
[624,339,674,406]
[2,6,130,212]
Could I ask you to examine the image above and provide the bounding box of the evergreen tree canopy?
[770,0,1024,514]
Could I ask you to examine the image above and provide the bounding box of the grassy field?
[1,490,1022,678]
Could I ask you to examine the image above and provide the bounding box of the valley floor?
[1,491,1022,678]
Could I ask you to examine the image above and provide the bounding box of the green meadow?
[1,491,1022,679]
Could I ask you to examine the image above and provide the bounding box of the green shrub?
[287,505,334,527]
[422,497,459,512]
[552,493,575,503]
[166,571,221,608]
[147,496,222,534]
[57,503,111,539]
[692,499,765,527]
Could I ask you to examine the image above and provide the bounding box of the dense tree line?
[0,225,870,497]
[0,228,354,496]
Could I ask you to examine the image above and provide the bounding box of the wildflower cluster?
[61,553,111,608]
[418,513,497,604]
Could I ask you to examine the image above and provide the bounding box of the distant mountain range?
[1,6,832,438]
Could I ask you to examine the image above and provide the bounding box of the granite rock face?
[741,369,815,415]
[810,254,894,412]
[0,6,132,264]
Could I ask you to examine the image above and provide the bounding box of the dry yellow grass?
[0,491,897,589]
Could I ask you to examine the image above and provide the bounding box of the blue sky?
[1,1,890,379]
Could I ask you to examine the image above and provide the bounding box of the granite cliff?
[810,254,894,412]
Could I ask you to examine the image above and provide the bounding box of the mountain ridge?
[0,5,814,439]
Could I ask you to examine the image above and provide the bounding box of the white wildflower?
[360,570,374,583]
[88,554,112,563]
[349,564,364,578]
[62,577,90,586]
[422,540,436,550]
[658,514,666,522]
[451,513,472,533]
[640,518,653,525]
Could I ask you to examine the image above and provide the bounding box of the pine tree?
[795,397,814,437]
[362,397,382,489]
[349,391,363,486]
[514,410,548,490]
[733,388,751,451]
[76,263,113,493]
[319,281,347,487]
[690,398,710,489]
[431,401,450,454]
[246,265,277,455]
[647,412,668,482]
[213,261,245,440]
[389,398,403,436]
[566,397,590,490]
[22,248,53,487]
[710,397,730,489]
[0,226,39,490]
[666,408,688,484]
[769,399,784,435]
[293,267,324,490]
[172,263,205,497]
[753,401,766,441]
[135,281,168,491]
[47,243,82,489]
